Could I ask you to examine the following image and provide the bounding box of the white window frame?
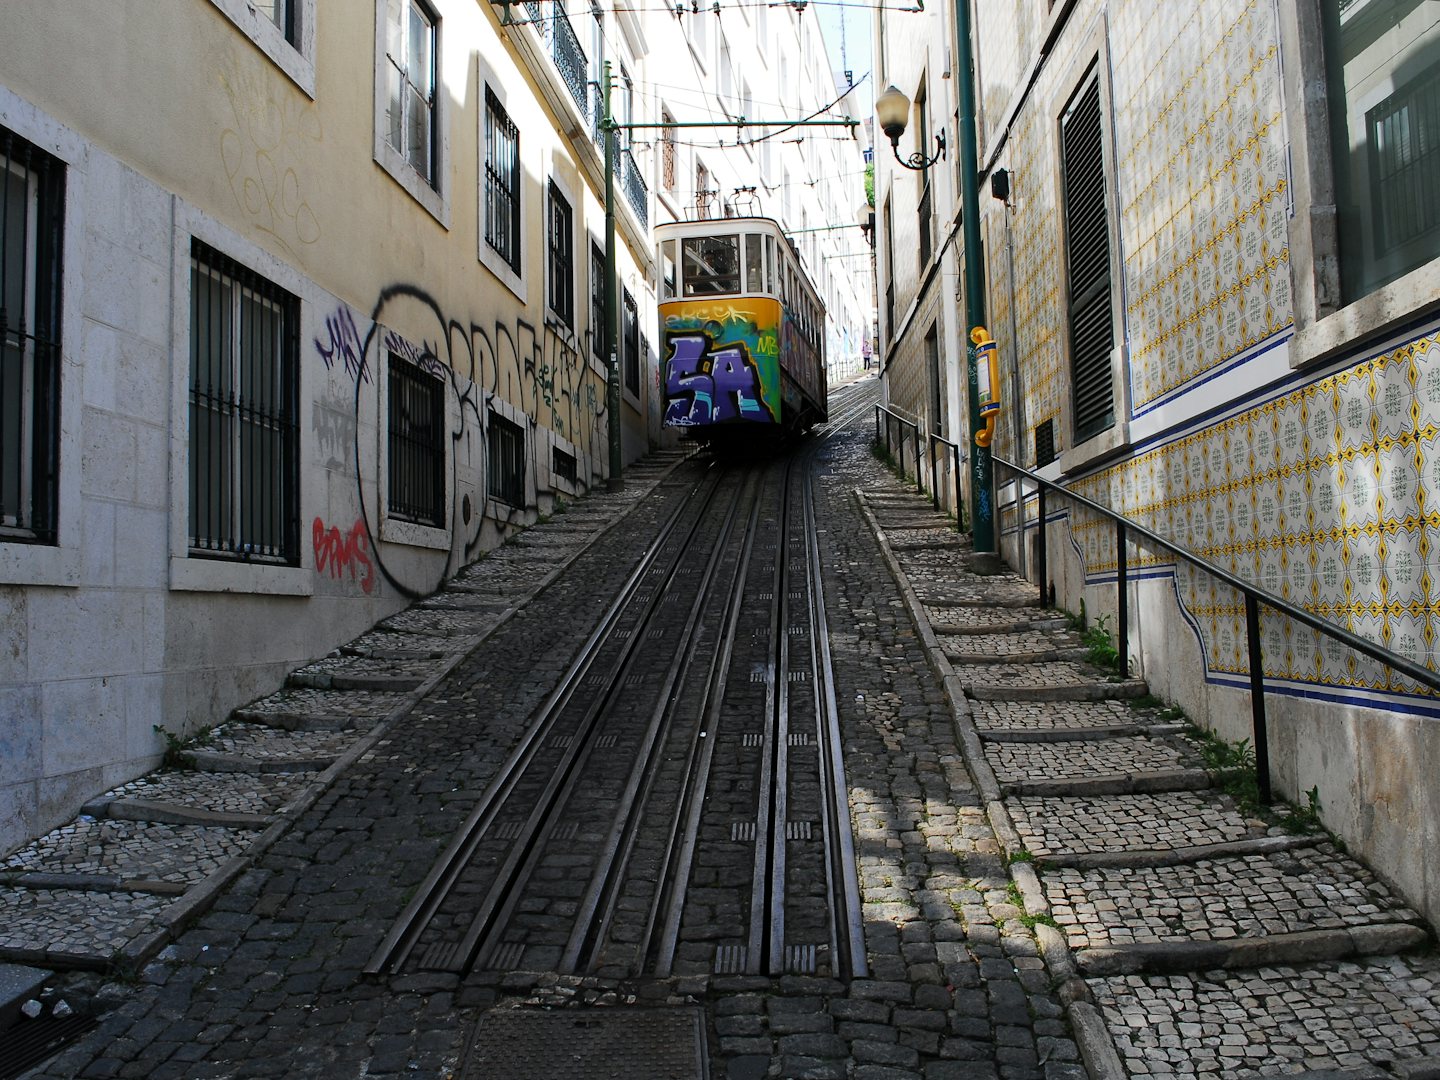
[207,0,317,97]
[0,94,82,590]
[373,0,450,227]
[478,61,526,301]
[379,336,452,550]
[546,174,577,332]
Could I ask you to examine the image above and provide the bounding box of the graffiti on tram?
[661,301,782,427]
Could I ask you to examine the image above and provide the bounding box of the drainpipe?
[954,0,993,553]
[603,61,624,492]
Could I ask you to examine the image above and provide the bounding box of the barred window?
[547,181,575,326]
[384,0,438,186]
[484,87,521,272]
[590,242,606,360]
[387,355,445,527]
[661,108,677,191]
[622,289,640,397]
[188,240,299,562]
[0,127,63,544]
[552,446,577,485]
[487,411,526,507]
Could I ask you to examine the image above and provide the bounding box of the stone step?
[287,669,428,692]
[1007,790,1273,863]
[0,886,174,969]
[80,768,308,822]
[193,722,360,770]
[1088,954,1440,1076]
[932,616,1069,636]
[1045,843,1425,976]
[233,687,403,731]
[970,698,1163,738]
[2,820,252,892]
[1003,770,1212,798]
[379,607,489,638]
[78,799,271,830]
[985,733,1202,785]
[962,664,1150,701]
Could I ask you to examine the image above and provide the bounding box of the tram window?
[661,239,677,300]
[743,234,764,294]
[765,236,777,295]
[682,234,741,296]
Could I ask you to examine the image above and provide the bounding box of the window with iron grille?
[1,127,63,544]
[484,88,521,273]
[1060,69,1115,444]
[188,240,299,562]
[623,289,640,397]
[387,355,445,527]
[487,410,526,507]
[547,181,575,326]
[661,109,677,192]
[384,0,438,186]
[552,446,577,485]
[590,242,607,360]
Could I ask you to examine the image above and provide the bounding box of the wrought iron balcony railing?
[619,147,648,228]
[551,5,589,117]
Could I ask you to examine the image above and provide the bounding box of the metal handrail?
[873,404,924,495]
[928,433,966,532]
[993,453,1440,803]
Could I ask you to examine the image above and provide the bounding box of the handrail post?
[1115,521,1129,680]
[874,404,880,447]
[1245,594,1272,804]
[884,413,891,459]
[1037,484,1047,608]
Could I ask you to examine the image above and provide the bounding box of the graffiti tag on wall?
[313,516,375,594]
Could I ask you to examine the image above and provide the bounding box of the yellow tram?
[656,217,827,444]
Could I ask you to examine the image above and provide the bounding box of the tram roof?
[654,216,789,240]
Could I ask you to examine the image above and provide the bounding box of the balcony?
[619,148,648,229]
[524,1,589,121]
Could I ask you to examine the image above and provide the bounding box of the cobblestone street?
[7,398,1440,1079]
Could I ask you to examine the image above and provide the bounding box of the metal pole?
[1115,521,1129,680]
[914,424,922,494]
[1036,484,1048,608]
[1246,594,1272,804]
[874,404,880,447]
[930,437,939,511]
[953,445,963,532]
[603,62,623,492]
[955,0,992,553]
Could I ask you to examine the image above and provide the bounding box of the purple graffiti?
[664,336,714,426]
[315,306,369,383]
[383,329,445,378]
[663,334,769,427]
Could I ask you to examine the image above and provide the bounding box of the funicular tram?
[657,217,828,448]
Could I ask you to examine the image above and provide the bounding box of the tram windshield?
[681,234,741,296]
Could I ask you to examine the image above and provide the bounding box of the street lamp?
[857,203,875,246]
[875,84,946,172]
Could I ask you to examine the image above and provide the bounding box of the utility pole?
[603,62,623,492]
[954,0,993,554]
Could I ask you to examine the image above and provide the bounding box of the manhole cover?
[460,1007,708,1080]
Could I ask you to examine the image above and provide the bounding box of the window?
[682,234,741,295]
[484,87,521,274]
[487,410,525,507]
[696,162,713,219]
[387,355,445,527]
[257,0,296,42]
[1059,69,1115,443]
[189,240,299,562]
[917,85,934,269]
[590,242,607,359]
[1,127,63,544]
[547,181,575,326]
[207,0,315,94]
[1322,2,1440,302]
[661,108,678,192]
[743,234,764,292]
[623,289,640,397]
[553,446,578,485]
[384,0,437,186]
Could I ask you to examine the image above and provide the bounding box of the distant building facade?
[873,0,1440,924]
[0,0,657,854]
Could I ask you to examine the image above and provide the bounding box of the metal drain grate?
[494,821,524,840]
[786,821,813,840]
[730,822,756,842]
[713,946,747,974]
[461,1007,708,1080]
[596,734,619,749]
[741,733,762,747]
[788,733,810,745]
[785,944,818,974]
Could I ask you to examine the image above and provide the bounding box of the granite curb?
[852,487,1124,1079]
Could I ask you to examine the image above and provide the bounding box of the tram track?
[368,380,879,984]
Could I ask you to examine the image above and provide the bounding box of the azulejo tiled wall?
[1110,0,1292,411]
[1055,324,1440,710]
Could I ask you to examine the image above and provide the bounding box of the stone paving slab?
[940,629,1083,658]
[913,581,1043,607]
[1046,844,1421,951]
[380,607,492,636]
[1091,954,1440,1076]
[88,770,310,817]
[289,652,441,689]
[956,659,1137,692]
[1009,791,1260,857]
[986,735,1196,784]
[922,604,1061,632]
[2,821,252,886]
[196,721,365,764]
[971,698,1152,734]
[0,888,172,964]
[338,630,453,658]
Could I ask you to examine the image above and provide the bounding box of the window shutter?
[1060,73,1115,443]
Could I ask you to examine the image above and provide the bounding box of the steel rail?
[651,480,769,976]
[450,470,741,975]
[363,463,719,977]
[803,468,869,979]
[560,472,752,973]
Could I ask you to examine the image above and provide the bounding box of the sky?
[811,0,876,118]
